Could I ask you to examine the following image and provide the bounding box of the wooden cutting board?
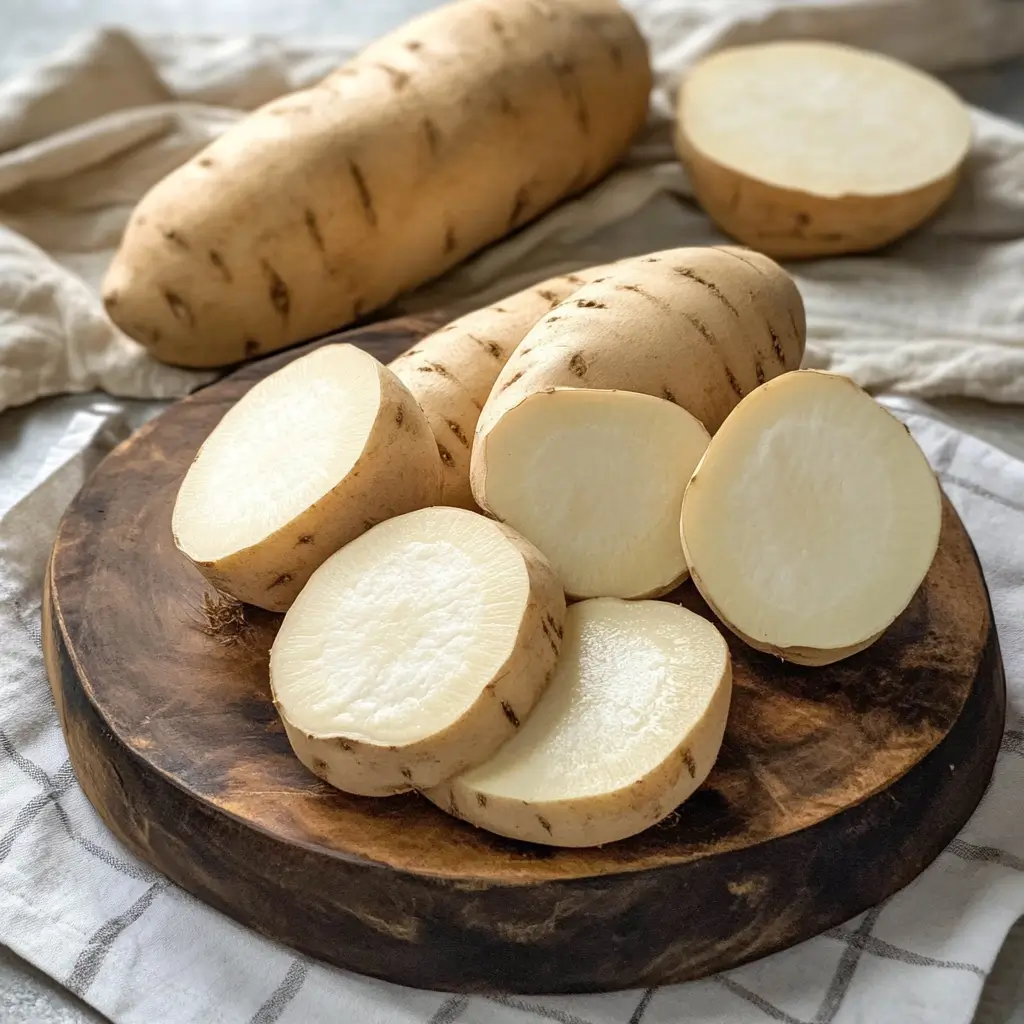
[43,315,1005,994]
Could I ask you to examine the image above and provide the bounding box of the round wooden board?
[44,316,1006,994]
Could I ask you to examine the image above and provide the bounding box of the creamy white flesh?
[440,599,731,846]
[173,345,379,561]
[681,42,971,197]
[480,388,710,598]
[271,508,529,747]
[682,371,942,659]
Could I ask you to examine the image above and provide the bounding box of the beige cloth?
[2,0,1024,414]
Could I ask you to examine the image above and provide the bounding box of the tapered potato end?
[681,370,942,665]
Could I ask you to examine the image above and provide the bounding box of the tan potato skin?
[471,246,805,510]
[102,0,651,368]
[271,523,567,796]
[676,129,962,259]
[173,351,442,612]
[389,265,611,508]
[427,656,732,847]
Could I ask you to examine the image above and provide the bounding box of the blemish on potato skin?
[363,517,380,531]
[244,337,261,357]
[304,208,325,252]
[489,14,509,45]
[395,404,405,427]
[446,419,469,447]
[105,290,120,307]
[197,156,214,169]
[296,534,314,545]
[568,352,588,378]
[338,739,353,752]
[348,159,377,226]
[163,289,195,328]
[536,815,553,835]
[261,260,290,319]
[311,757,329,775]
[768,324,785,363]
[443,224,457,254]
[715,246,765,276]
[400,767,413,781]
[448,791,461,818]
[423,117,441,159]
[501,701,520,728]
[755,362,766,385]
[540,617,560,654]
[267,573,293,590]
[352,296,368,318]
[497,91,517,117]
[419,361,459,383]
[537,288,558,302]
[468,334,502,359]
[574,298,606,309]
[476,792,488,807]
[662,386,677,404]
[682,749,697,778]
[725,367,744,398]
[500,370,525,391]
[618,282,672,314]
[437,443,455,469]
[208,249,232,282]
[405,40,423,52]
[546,614,563,640]
[508,187,530,229]
[672,266,739,317]
[608,41,624,68]
[162,228,190,251]
[375,62,410,89]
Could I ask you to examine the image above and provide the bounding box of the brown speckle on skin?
[395,405,405,427]
[538,288,558,302]
[348,160,377,226]
[489,13,509,45]
[500,370,525,391]
[568,352,588,378]
[540,617,560,655]
[574,99,591,135]
[682,749,697,779]
[163,290,195,328]
[353,297,368,319]
[546,614,563,640]
[261,261,290,319]
[401,767,413,781]
[297,534,314,545]
[497,91,517,117]
[375,63,410,89]
[672,265,739,317]
[641,257,660,263]
[795,211,811,227]
[437,443,455,469]
[267,573,293,591]
[162,228,190,251]
[617,282,672,314]
[244,337,261,357]
[725,367,744,398]
[446,420,469,448]
[755,362,766,385]
[448,792,460,818]
[715,246,765,276]
[509,187,530,229]
[423,117,441,158]
[197,156,214,169]
[311,757,329,775]
[608,41,624,68]
[304,209,325,252]
[339,739,353,752]
[443,224,457,254]
[493,306,509,314]
[469,334,503,359]
[575,298,606,309]
[788,309,800,343]
[105,290,120,307]
[418,361,458,383]
[501,701,520,728]
[208,249,231,282]
[769,324,785,364]
[476,792,488,807]
[405,40,423,52]
[546,316,563,323]
[537,815,553,835]
[663,386,677,404]
[363,518,380,531]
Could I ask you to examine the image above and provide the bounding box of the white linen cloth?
[4,2,1024,1023]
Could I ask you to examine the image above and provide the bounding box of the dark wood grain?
[44,316,1006,993]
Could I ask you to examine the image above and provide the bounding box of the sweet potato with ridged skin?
[389,264,611,508]
[471,246,805,510]
[102,0,651,369]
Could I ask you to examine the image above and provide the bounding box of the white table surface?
[2,4,1024,1022]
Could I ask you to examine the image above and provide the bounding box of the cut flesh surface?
[174,345,379,562]
[681,370,942,664]
[427,598,732,847]
[477,388,710,599]
[270,507,565,795]
[681,42,971,197]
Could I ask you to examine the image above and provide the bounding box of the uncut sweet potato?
[102,0,651,368]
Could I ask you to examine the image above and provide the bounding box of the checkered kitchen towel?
[1,396,1023,1024]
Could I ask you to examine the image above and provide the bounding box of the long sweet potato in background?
[102,0,651,369]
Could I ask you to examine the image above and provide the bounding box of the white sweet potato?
[427,598,732,847]
[102,0,651,368]
[389,265,610,508]
[681,370,942,665]
[270,507,566,796]
[172,344,441,612]
[676,42,971,258]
